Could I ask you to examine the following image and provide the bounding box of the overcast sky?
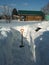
[0,0,49,11]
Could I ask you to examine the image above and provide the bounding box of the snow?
[0,21,49,65]
[1,31,7,37]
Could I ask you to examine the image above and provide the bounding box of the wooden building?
[18,10,45,21]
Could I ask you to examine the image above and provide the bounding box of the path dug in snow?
[0,21,49,65]
[0,27,34,65]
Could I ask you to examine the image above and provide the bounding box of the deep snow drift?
[0,28,34,65]
[0,21,49,65]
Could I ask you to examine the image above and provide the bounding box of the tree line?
[0,8,18,19]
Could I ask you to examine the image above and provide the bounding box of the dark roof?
[18,10,44,16]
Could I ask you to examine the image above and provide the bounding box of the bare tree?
[41,2,49,15]
[3,5,12,23]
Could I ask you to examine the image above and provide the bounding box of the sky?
[0,0,49,11]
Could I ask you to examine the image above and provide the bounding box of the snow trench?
[0,24,49,65]
[0,28,34,65]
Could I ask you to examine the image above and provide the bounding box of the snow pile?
[34,31,49,65]
[0,21,49,65]
[0,28,34,65]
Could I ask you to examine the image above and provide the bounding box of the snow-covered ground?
[0,21,49,65]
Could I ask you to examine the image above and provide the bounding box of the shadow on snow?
[0,28,34,65]
[34,31,49,65]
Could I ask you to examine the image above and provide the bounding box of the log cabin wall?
[25,16,43,21]
[18,10,45,21]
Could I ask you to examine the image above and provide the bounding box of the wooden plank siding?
[18,10,45,21]
[25,16,43,21]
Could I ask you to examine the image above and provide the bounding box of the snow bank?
[34,31,49,65]
[0,21,49,65]
[0,28,34,65]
